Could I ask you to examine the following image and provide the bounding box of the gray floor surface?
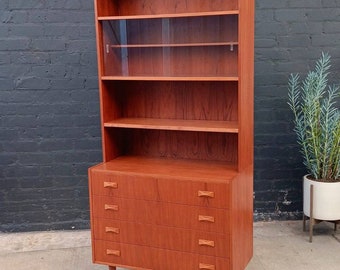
[0,221,340,270]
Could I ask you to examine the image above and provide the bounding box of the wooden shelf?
[110,42,238,49]
[94,155,237,181]
[98,10,239,21]
[101,76,239,81]
[104,118,239,133]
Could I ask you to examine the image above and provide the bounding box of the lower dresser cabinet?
[89,163,232,270]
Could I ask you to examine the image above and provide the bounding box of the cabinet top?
[91,156,238,182]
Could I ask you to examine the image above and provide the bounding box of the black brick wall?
[0,0,101,232]
[254,0,340,220]
[0,0,340,231]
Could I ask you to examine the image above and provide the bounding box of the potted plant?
[288,53,340,242]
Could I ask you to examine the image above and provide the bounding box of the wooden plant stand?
[303,185,340,242]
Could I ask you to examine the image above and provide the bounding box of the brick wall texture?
[254,0,340,220]
[0,0,101,232]
[0,0,340,231]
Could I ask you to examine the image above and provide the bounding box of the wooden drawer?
[90,170,157,200]
[89,169,230,209]
[94,240,231,270]
[157,177,230,209]
[91,196,230,234]
[93,219,230,257]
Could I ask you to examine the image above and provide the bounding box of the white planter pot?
[303,175,340,221]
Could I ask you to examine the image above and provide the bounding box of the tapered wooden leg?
[309,184,314,243]
[109,266,116,270]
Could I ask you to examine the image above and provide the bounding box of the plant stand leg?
[309,184,314,243]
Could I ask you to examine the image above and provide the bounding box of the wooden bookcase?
[88,1,254,269]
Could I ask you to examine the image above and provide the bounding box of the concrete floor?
[0,221,340,270]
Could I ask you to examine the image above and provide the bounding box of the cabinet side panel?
[88,166,101,263]
[238,0,254,171]
[230,170,253,270]
[233,0,254,268]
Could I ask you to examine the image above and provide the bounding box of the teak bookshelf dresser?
[88,1,254,269]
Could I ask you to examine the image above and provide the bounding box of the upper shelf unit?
[96,0,239,18]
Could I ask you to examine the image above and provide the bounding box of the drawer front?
[94,240,230,270]
[90,170,230,209]
[90,170,158,200]
[93,219,230,257]
[156,177,230,209]
[92,196,230,234]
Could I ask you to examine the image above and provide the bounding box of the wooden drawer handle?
[198,191,214,198]
[106,249,121,257]
[105,227,120,234]
[199,263,215,270]
[104,204,119,211]
[198,215,215,223]
[199,239,215,247]
[104,182,118,189]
